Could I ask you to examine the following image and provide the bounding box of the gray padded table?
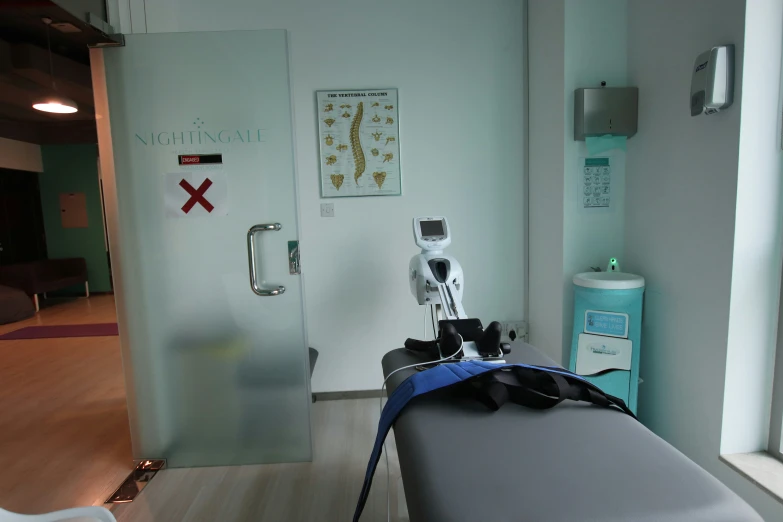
[382,342,761,522]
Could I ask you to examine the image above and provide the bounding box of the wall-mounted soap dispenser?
[690,44,734,116]
[574,86,639,141]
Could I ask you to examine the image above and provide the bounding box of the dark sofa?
[0,258,89,312]
[0,285,35,324]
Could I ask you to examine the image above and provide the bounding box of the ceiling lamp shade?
[32,93,78,113]
[32,17,78,114]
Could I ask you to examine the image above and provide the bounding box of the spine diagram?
[317,90,400,196]
[330,174,344,190]
[350,102,365,185]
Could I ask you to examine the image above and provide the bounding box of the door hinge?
[288,240,301,275]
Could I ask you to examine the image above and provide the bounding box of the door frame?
[90,48,143,453]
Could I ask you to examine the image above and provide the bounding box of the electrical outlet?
[501,321,528,343]
[320,202,334,218]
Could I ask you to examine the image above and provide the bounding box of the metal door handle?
[247,223,286,296]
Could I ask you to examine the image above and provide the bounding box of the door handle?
[247,223,286,296]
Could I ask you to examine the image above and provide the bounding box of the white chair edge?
[0,506,116,522]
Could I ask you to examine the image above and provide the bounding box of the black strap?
[473,366,636,418]
[495,369,565,410]
[472,376,509,411]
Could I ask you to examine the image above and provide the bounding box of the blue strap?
[352,361,592,521]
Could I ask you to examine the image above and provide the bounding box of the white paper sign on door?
[165,171,228,217]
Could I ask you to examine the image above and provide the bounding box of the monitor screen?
[420,220,445,237]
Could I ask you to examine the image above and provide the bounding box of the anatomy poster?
[317,89,401,197]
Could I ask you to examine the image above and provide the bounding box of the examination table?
[381,341,762,522]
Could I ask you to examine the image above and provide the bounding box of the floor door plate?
[105,459,166,503]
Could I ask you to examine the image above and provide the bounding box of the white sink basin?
[573,271,645,290]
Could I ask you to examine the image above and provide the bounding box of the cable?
[430,305,437,341]
[45,21,54,89]
[423,305,428,340]
[378,334,464,522]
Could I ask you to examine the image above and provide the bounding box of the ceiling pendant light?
[32,18,78,114]
[32,95,79,114]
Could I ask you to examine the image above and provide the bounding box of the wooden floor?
[0,295,404,520]
[0,295,133,514]
[111,398,404,522]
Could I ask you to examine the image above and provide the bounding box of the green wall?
[39,144,112,293]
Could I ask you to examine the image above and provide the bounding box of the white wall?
[528,0,565,361]
[722,0,783,456]
[0,137,43,172]
[57,0,106,19]
[561,0,627,363]
[126,0,527,392]
[528,0,627,364]
[626,1,783,518]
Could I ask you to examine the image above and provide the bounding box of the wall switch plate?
[501,321,528,343]
[320,203,334,218]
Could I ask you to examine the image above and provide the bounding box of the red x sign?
[179,178,215,213]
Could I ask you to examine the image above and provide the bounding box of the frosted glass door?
[102,30,311,467]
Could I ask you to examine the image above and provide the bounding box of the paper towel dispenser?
[690,45,734,116]
[574,87,638,141]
